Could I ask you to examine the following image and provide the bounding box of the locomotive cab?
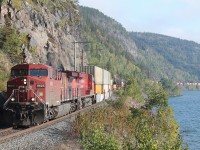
[4,64,49,126]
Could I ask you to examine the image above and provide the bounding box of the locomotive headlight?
[31,98,35,101]
[24,79,27,85]
[11,98,15,101]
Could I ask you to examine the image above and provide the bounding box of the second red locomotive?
[3,63,112,127]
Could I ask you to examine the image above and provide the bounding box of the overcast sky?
[79,0,200,44]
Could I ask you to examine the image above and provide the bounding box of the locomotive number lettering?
[36,84,45,88]
[72,72,78,77]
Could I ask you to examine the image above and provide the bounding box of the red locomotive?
[3,63,112,127]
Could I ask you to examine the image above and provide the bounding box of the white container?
[80,66,112,85]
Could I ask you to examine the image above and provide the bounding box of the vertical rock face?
[0,0,84,70]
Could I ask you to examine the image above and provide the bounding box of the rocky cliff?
[0,0,85,70]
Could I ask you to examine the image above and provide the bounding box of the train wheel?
[13,125,18,129]
[77,98,82,110]
[92,96,96,104]
[70,101,76,112]
[47,108,55,120]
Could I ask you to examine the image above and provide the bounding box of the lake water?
[169,91,200,150]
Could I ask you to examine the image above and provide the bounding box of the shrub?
[80,127,120,150]
[12,0,22,9]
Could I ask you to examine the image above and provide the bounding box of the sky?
[79,0,200,44]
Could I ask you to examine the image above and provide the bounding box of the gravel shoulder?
[0,116,82,150]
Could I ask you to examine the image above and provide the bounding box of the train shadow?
[0,92,13,127]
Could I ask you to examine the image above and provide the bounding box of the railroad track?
[0,127,24,144]
[0,127,13,135]
[0,101,106,144]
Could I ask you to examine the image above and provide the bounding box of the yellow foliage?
[12,0,22,10]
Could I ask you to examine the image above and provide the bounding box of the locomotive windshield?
[30,69,48,76]
[11,69,28,77]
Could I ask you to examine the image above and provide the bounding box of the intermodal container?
[103,70,108,84]
[94,84,103,94]
[80,66,104,84]
[103,84,109,93]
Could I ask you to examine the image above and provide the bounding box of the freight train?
[3,63,112,127]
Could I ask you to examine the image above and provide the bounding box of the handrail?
[3,89,16,110]
[29,89,46,106]
[30,89,47,119]
[3,88,46,111]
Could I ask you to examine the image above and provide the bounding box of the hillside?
[79,6,143,80]
[0,0,84,90]
[130,32,200,81]
[79,6,199,82]
[0,3,197,85]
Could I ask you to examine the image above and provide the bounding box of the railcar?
[112,79,125,90]
[79,66,112,102]
[3,63,99,127]
[3,63,112,127]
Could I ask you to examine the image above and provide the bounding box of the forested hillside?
[79,6,143,81]
[130,32,200,81]
[80,6,200,82]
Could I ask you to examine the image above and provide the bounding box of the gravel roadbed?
[0,116,81,150]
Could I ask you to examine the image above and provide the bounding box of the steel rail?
[0,101,106,144]
[0,127,13,134]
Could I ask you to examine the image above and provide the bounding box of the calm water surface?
[169,91,200,150]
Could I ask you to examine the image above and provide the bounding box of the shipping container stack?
[79,66,112,102]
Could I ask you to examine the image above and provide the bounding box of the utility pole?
[72,41,93,71]
[81,47,84,67]
[73,41,76,71]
